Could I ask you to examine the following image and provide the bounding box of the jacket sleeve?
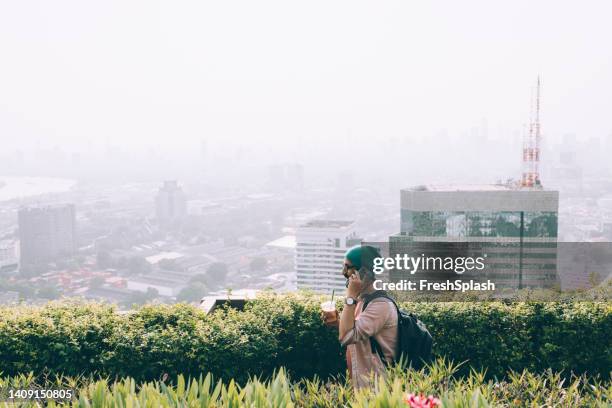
[340,300,393,347]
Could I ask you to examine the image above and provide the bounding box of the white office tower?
[295,220,360,293]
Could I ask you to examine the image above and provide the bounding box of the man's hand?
[339,272,361,341]
[321,310,339,328]
[347,272,361,299]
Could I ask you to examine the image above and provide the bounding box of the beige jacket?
[340,296,398,389]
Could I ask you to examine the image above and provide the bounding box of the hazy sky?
[1,0,611,154]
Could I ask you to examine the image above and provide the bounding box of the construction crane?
[521,76,542,189]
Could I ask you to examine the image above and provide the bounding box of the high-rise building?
[295,220,361,293]
[604,223,612,241]
[18,204,76,265]
[0,240,18,271]
[155,180,187,225]
[391,184,559,289]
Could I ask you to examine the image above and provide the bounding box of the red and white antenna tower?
[521,76,542,189]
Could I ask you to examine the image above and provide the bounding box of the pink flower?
[403,393,441,408]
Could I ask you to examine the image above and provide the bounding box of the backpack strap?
[361,291,398,366]
[361,290,395,311]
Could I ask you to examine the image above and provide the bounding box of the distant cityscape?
[1,128,612,306]
[0,177,610,306]
[0,164,400,306]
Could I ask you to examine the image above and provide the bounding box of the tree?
[189,273,208,285]
[37,285,61,300]
[3,282,35,299]
[146,287,159,298]
[206,262,228,286]
[250,257,267,272]
[125,287,159,307]
[89,276,106,289]
[96,251,113,269]
[177,283,208,303]
[127,257,152,276]
[159,258,181,271]
[74,255,87,266]
[19,262,47,278]
[54,258,70,270]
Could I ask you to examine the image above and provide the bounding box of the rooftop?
[401,183,559,212]
[404,183,550,192]
[18,203,75,212]
[83,287,133,302]
[301,220,354,229]
[127,275,186,288]
[145,251,184,264]
[199,289,259,314]
[265,235,296,249]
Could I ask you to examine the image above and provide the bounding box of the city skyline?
[1,1,611,307]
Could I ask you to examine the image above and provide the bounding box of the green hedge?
[0,295,610,381]
[408,302,612,378]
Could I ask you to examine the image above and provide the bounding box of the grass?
[1,360,610,407]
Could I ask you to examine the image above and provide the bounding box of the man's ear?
[358,266,372,281]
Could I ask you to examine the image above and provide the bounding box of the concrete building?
[126,274,187,297]
[18,204,76,265]
[392,184,559,289]
[155,180,187,225]
[604,223,612,240]
[295,220,361,293]
[0,240,18,271]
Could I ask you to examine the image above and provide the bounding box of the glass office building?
[390,185,560,289]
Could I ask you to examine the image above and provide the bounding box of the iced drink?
[321,301,337,324]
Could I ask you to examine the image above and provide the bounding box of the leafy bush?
[0,295,610,382]
[0,360,609,407]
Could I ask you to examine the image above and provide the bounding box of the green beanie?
[345,245,381,273]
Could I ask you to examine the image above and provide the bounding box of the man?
[323,245,398,389]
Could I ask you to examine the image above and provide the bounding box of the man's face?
[342,259,357,279]
[343,259,372,295]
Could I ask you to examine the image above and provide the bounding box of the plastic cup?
[321,301,337,323]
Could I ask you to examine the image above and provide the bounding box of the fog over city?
[1,1,612,184]
[1,1,611,305]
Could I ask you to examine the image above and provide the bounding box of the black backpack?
[362,290,433,369]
